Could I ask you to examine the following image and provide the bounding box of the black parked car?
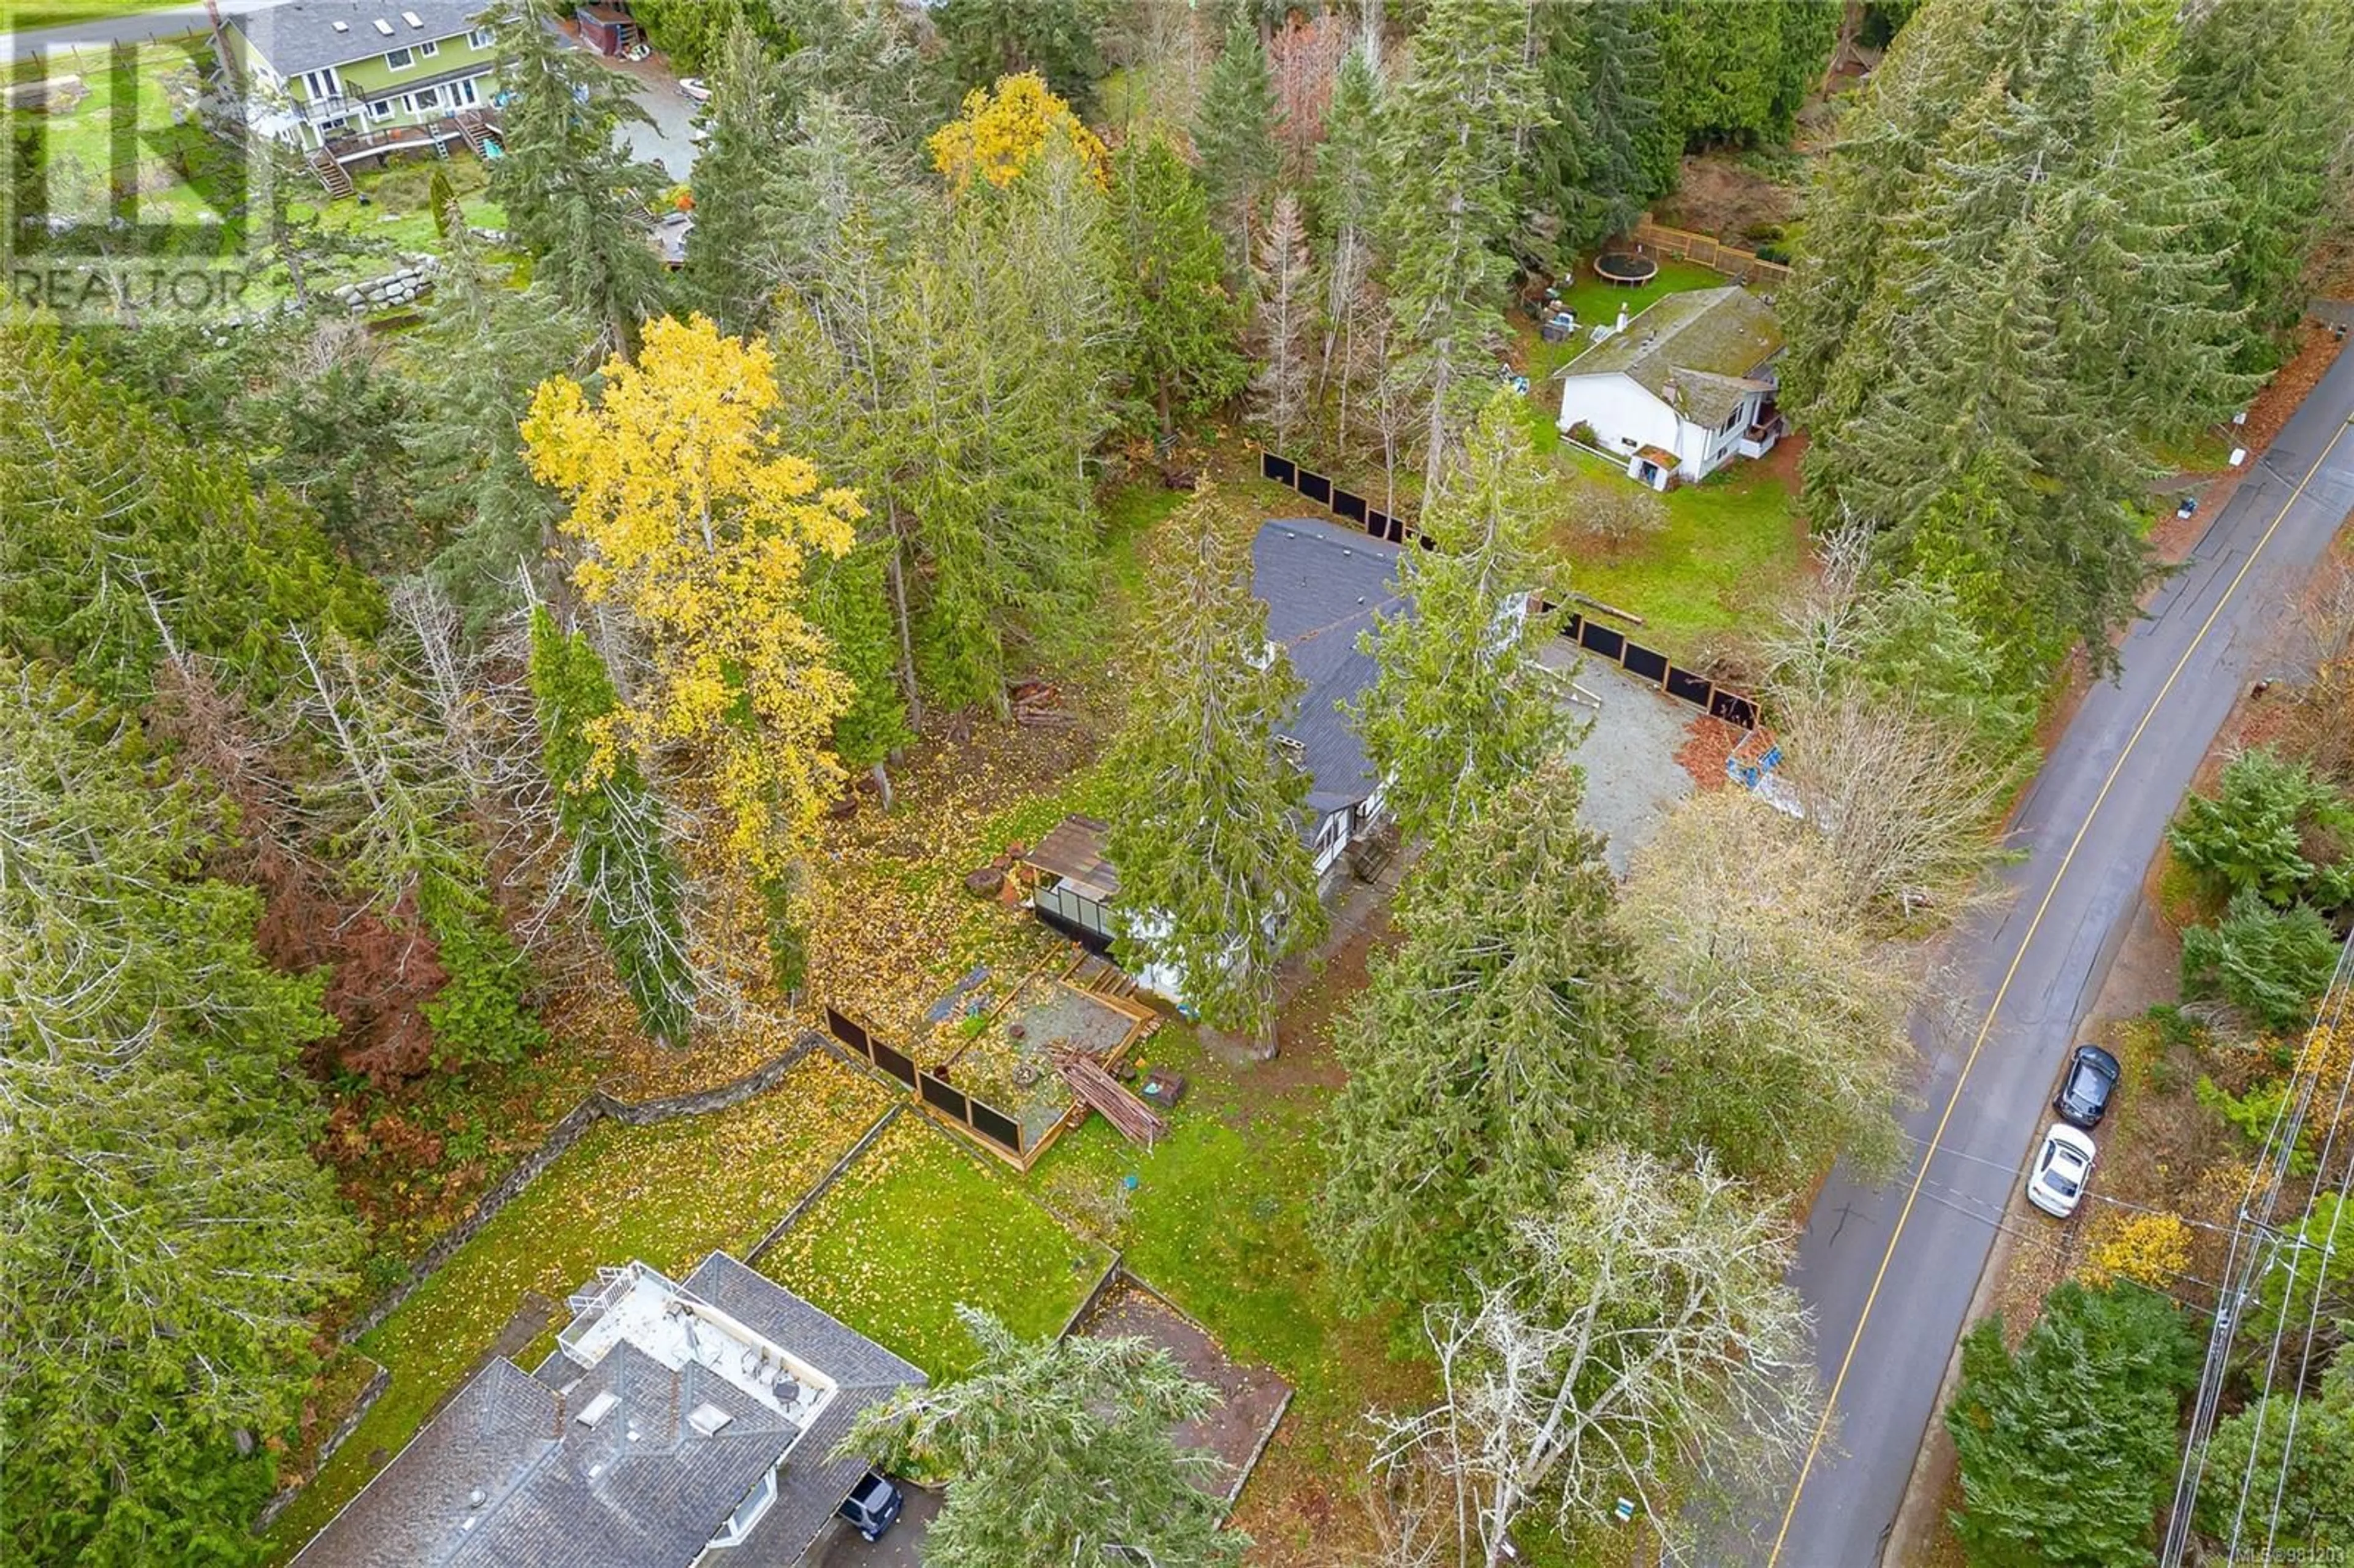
[838,1471,904,1543]
[2053,1044,2121,1130]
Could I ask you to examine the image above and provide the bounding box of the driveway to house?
[812,1484,936,1568]
[577,44,700,181]
[1758,343,2354,1566]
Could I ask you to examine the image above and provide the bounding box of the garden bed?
[1075,1277,1293,1505]
[924,959,1160,1154]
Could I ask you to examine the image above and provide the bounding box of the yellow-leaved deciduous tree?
[522,313,859,889]
[2079,1211,2194,1293]
[928,71,1108,194]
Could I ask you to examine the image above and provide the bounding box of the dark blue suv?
[2054,1044,2121,1130]
[837,1471,905,1543]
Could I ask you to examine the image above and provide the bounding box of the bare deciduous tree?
[1249,191,1316,453]
[1269,10,1350,183]
[1369,1146,1821,1568]
[1775,685,2021,923]
[1620,789,1922,1190]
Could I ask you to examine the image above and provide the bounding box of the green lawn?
[1025,1024,1432,1549]
[3,38,211,216]
[1547,447,1807,655]
[758,1113,1112,1378]
[262,1054,893,1561]
[1534,256,1733,382]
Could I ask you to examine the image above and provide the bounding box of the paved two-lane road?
[1762,343,2354,1566]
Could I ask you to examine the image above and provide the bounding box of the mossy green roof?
[1563,286,1783,427]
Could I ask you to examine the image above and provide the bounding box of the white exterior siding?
[1559,371,1680,461]
[1560,373,1770,488]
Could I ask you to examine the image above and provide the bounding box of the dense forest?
[3,0,2351,1563]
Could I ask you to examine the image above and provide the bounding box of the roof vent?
[687,1402,735,1437]
[468,1488,486,1509]
[574,1391,618,1428]
[373,18,394,34]
[331,19,349,29]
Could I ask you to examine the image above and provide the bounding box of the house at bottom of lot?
[223,0,500,162]
[1556,284,1786,491]
[290,1254,922,1568]
[1024,516,1410,981]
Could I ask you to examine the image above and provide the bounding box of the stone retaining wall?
[253,1360,389,1534]
[329,254,440,313]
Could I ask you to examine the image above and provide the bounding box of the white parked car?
[678,76,710,102]
[2026,1123,2097,1218]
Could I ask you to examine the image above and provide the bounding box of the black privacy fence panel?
[1664,666,1713,706]
[826,1007,1024,1155]
[824,1006,869,1056]
[1622,643,1669,683]
[969,1100,1023,1155]
[871,1038,918,1089]
[919,1071,969,1122]
[1260,450,1759,731]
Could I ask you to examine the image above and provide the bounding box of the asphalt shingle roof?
[230,0,487,77]
[1252,518,1409,816]
[684,1254,928,1561]
[290,1256,924,1568]
[1561,285,1783,428]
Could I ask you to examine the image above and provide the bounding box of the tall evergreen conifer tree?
[1377,0,1542,497]
[1191,19,1280,267]
[1102,495,1322,1057]
[1322,761,1655,1312]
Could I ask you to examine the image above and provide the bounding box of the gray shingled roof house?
[1556,284,1787,490]
[1254,516,1406,862]
[290,1255,923,1568]
[1026,517,1406,958]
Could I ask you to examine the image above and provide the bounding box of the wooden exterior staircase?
[1068,953,1141,1004]
[306,147,354,199]
[455,109,497,158]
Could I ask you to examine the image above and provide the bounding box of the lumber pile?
[1054,1051,1168,1149]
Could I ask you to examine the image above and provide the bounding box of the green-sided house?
[224,0,503,172]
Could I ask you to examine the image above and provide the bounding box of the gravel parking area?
[1547,647,1699,875]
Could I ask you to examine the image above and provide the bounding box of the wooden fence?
[1628,220,1791,287]
[824,1005,1030,1163]
[1259,451,1758,730]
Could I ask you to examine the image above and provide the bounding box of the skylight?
[687,1402,735,1437]
[402,9,424,26]
[373,18,394,34]
[331,19,349,29]
[574,1391,617,1428]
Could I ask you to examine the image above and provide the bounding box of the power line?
[2160,936,2354,1567]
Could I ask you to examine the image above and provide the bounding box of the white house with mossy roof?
[1556,285,1787,491]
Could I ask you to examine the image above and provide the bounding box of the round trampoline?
[1594,251,1658,286]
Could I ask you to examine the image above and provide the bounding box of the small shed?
[1023,815,1118,946]
[573,2,638,56]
